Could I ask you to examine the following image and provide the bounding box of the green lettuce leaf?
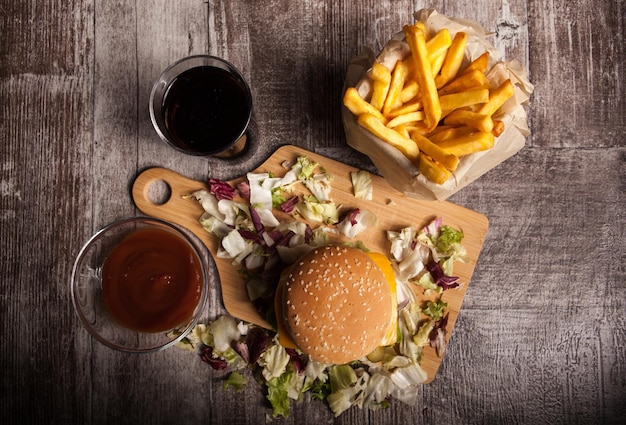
[224,371,247,392]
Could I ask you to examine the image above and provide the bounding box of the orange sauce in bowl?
[101,227,204,333]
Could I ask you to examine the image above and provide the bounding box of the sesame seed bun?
[277,244,395,364]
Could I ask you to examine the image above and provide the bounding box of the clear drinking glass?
[149,55,253,158]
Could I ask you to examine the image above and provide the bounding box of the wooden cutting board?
[132,144,488,383]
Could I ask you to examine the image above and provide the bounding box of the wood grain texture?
[1,0,625,424]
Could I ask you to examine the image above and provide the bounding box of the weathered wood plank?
[0,0,95,423]
[527,0,626,148]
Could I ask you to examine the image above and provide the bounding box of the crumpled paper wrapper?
[342,9,534,201]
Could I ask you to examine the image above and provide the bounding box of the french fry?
[400,80,419,102]
[369,62,392,110]
[394,124,414,139]
[491,119,505,137]
[427,124,459,135]
[402,26,452,78]
[426,29,452,77]
[428,125,475,144]
[343,87,388,124]
[404,25,441,131]
[401,56,415,82]
[409,122,436,136]
[382,60,406,115]
[426,28,452,62]
[444,109,493,133]
[385,98,422,118]
[418,154,451,184]
[402,55,415,80]
[357,113,420,160]
[370,81,389,111]
[478,79,515,116]
[370,61,391,82]
[430,52,446,79]
[438,69,491,95]
[414,21,428,36]
[439,88,490,116]
[436,131,495,156]
[436,31,468,88]
[411,131,459,170]
[387,111,425,128]
[459,51,490,76]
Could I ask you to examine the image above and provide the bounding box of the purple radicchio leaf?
[249,206,265,234]
[276,230,295,247]
[285,348,307,374]
[265,229,284,244]
[238,228,265,245]
[429,313,449,357]
[280,196,299,213]
[200,346,229,370]
[236,181,250,200]
[231,339,249,363]
[424,216,443,237]
[397,298,410,311]
[345,208,360,225]
[304,224,313,244]
[426,261,459,290]
[208,178,236,201]
[245,327,269,364]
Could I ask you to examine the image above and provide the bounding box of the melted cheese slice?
[275,251,398,350]
[366,251,398,346]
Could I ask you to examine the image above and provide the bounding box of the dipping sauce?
[101,227,203,333]
[162,65,251,155]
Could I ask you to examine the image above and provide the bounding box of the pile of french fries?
[343,22,515,184]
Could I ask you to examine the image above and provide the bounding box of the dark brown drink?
[160,65,252,155]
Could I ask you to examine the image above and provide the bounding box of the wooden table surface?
[1,1,624,424]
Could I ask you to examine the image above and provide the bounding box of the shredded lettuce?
[329,365,357,393]
[218,229,255,265]
[437,225,464,253]
[350,169,373,200]
[259,341,290,381]
[413,320,435,348]
[295,195,338,224]
[361,372,392,410]
[185,189,224,221]
[326,366,364,416]
[336,209,377,239]
[423,299,448,320]
[288,156,333,202]
[209,316,241,353]
[266,367,294,417]
[224,371,247,392]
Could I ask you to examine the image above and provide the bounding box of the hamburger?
[274,244,398,364]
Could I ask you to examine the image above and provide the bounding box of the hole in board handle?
[146,179,172,205]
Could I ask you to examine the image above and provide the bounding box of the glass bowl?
[70,217,209,353]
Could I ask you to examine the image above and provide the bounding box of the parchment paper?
[342,9,534,201]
